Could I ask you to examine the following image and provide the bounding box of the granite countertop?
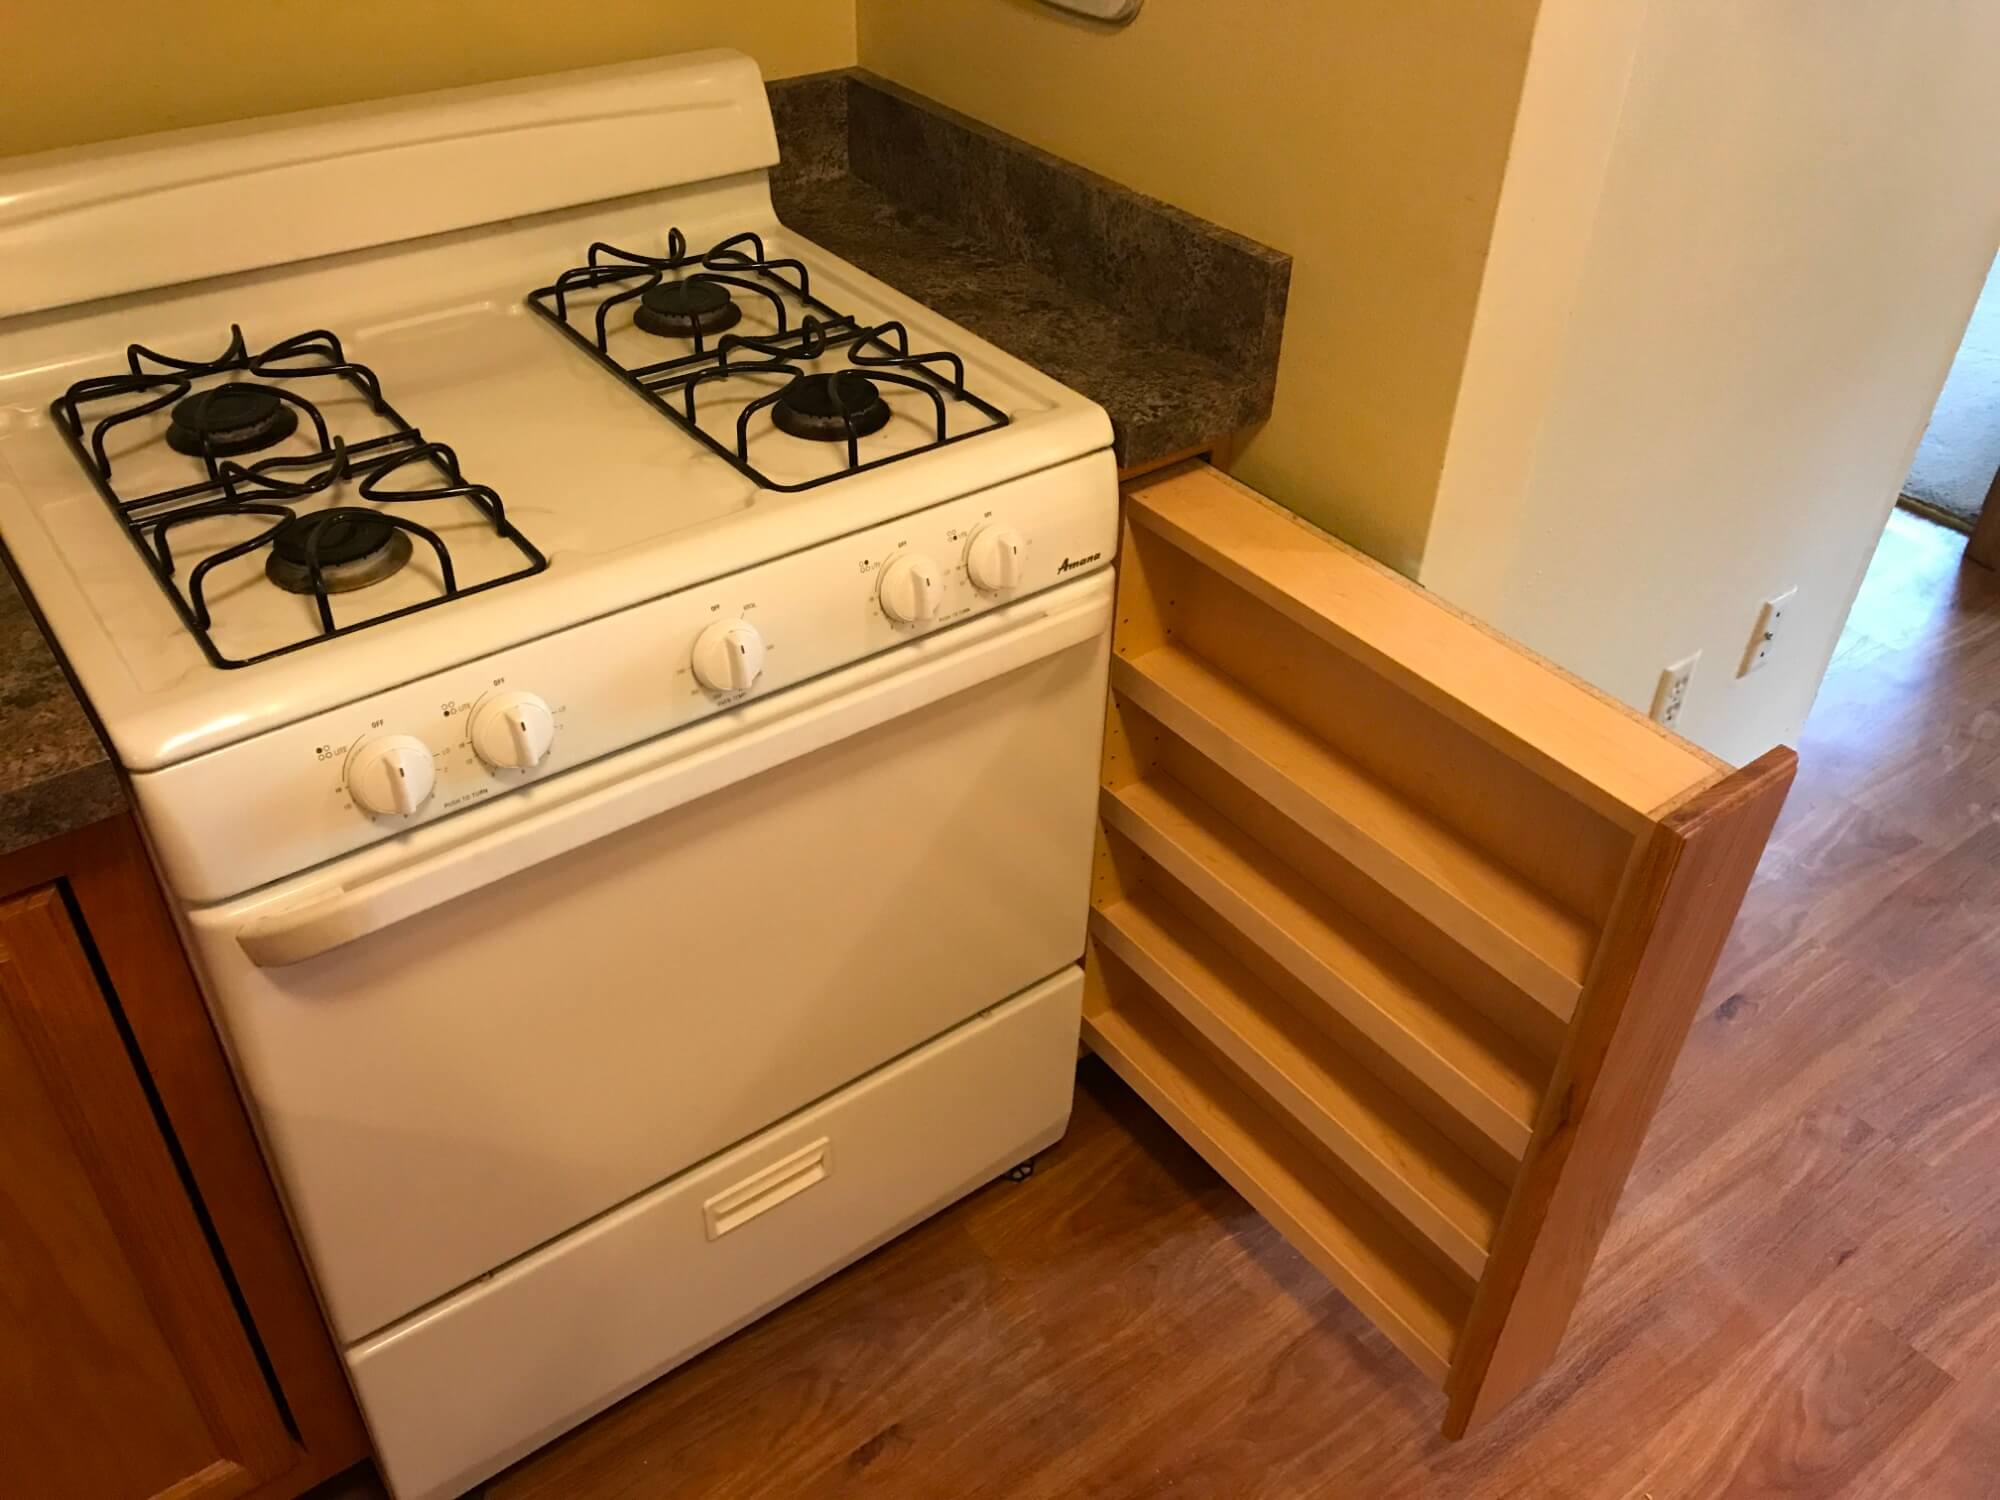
[0,561,124,859]
[770,72,1289,471]
[776,174,1268,468]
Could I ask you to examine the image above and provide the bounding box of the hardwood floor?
[338,510,2000,1498]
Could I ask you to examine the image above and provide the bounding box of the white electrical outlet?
[1740,587,1799,676]
[1651,652,1699,729]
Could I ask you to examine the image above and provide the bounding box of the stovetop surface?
[0,192,1112,768]
[49,325,549,669]
[529,229,1012,495]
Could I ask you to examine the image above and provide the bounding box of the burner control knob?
[964,524,1027,593]
[471,690,556,771]
[346,735,436,818]
[691,619,767,693]
[878,553,945,624]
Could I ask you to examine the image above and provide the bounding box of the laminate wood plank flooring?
[323,510,2000,1498]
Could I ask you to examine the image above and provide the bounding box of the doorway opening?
[1897,250,2000,568]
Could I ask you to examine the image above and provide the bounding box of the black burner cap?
[634,277,743,339]
[266,509,413,595]
[167,382,300,457]
[771,372,891,443]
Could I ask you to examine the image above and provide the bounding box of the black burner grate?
[49,326,547,669]
[527,230,1010,492]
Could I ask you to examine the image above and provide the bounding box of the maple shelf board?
[1092,891,1508,1279]
[1122,464,1725,828]
[1111,645,1594,1019]
[1100,775,1548,1162]
[1082,966,1470,1383]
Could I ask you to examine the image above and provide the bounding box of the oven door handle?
[235,584,1111,968]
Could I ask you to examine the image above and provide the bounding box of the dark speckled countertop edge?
[768,70,1290,470]
[0,553,124,860]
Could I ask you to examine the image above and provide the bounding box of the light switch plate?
[1039,0,1144,22]
[1740,587,1799,676]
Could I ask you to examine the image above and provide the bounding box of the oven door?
[178,571,1112,1344]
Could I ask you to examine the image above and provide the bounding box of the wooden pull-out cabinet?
[1084,462,1794,1436]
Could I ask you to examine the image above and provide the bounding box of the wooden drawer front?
[0,886,296,1500]
[1084,463,1794,1436]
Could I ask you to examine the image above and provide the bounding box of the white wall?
[1422,0,2000,765]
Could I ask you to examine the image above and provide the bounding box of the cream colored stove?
[0,51,1117,1499]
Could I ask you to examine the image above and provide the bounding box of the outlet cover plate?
[1652,652,1700,729]
[1741,588,1799,676]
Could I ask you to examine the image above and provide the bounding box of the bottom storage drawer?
[345,965,1083,1500]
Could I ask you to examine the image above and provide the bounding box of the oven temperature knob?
[691,619,767,693]
[471,690,556,770]
[965,524,1027,593]
[878,552,945,624]
[346,735,436,818]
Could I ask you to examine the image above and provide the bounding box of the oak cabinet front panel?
[0,884,298,1500]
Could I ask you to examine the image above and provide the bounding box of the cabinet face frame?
[0,814,370,1500]
[1084,462,1795,1437]
[0,883,296,1500]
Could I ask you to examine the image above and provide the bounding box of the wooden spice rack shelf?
[1084,462,1795,1437]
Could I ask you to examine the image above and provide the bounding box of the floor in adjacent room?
[1901,251,2000,532]
[330,510,2000,1500]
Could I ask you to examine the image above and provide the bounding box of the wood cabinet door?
[0,885,298,1500]
[1084,462,1795,1437]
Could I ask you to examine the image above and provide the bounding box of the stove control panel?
[135,452,1121,902]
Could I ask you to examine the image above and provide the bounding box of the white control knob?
[878,552,945,624]
[470,690,556,770]
[346,735,436,817]
[965,524,1027,593]
[691,618,768,693]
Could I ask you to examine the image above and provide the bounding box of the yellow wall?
[857,0,1541,571]
[1,2,854,157]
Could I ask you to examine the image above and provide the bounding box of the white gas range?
[0,52,1116,1500]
